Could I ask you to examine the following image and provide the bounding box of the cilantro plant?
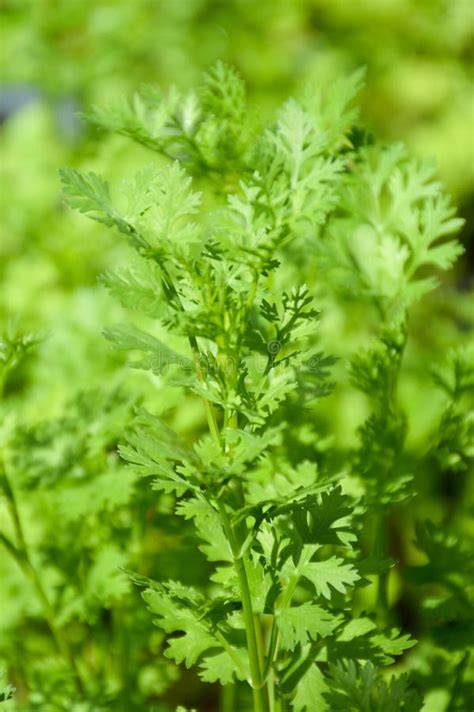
[3,63,469,711]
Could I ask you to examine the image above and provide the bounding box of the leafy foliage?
[1,52,471,712]
[54,63,469,711]
[325,661,423,711]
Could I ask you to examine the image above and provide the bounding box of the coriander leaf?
[277,603,340,650]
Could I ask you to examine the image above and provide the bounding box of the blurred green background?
[1,0,472,437]
[0,2,473,710]
[1,0,473,340]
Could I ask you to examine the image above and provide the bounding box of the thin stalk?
[376,570,389,624]
[254,613,267,675]
[262,618,279,682]
[1,468,85,696]
[371,328,406,624]
[158,262,223,447]
[267,667,276,712]
[187,332,221,447]
[167,256,269,709]
[263,617,279,712]
[0,371,6,401]
[374,512,389,625]
[217,501,269,712]
[220,683,236,712]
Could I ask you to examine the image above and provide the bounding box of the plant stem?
[183,269,269,710]
[264,619,279,712]
[374,512,389,625]
[262,618,279,682]
[220,683,236,712]
[1,467,85,696]
[158,263,223,447]
[372,329,406,625]
[187,332,221,444]
[217,501,269,712]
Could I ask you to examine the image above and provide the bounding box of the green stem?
[376,573,389,624]
[177,263,269,710]
[254,613,266,674]
[159,263,223,448]
[373,512,389,624]
[262,618,279,682]
[371,329,406,625]
[220,683,236,712]
[217,501,269,712]
[263,617,279,712]
[187,333,222,447]
[267,668,276,712]
[1,468,85,696]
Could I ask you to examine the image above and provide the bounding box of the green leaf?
[370,629,416,663]
[199,648,248,685]
[325,661,423,711]
[103,323,186,374]
[100,262,165,318]
[291,664,328,711]
[60,167,146,251]
[176,498,232,563]
[275,485,355,550]
[301,556,360,600]
[143,583,218,668]
[320,143,463,308]
[119,409,198,495]
[0,671,14,702]
[60,168,114,222]
[277,603,340,650]
[337,617,377,641]
[431,346,474,399]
